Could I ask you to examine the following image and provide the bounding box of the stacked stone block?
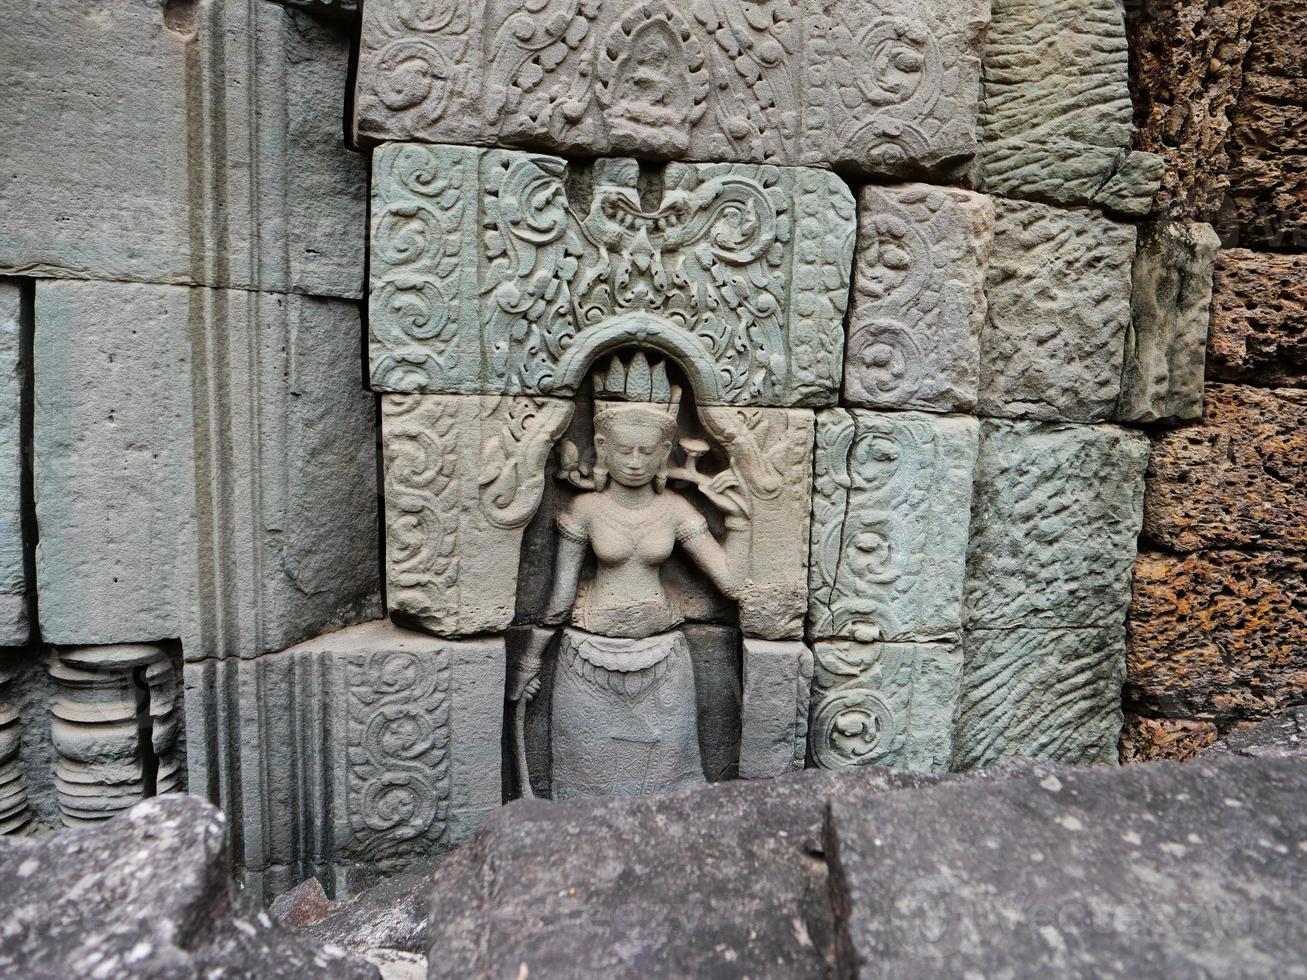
[1123,0,1307,759]
[0,0,382,865]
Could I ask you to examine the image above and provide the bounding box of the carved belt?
[560,628,685,698]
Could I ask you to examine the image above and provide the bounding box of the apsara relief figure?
[514,352,751,799]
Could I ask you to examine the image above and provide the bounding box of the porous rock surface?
[1127,549,1307,723]
[1207,249,1307,386]
[0,794,378,979]
[1142,385,1307,553]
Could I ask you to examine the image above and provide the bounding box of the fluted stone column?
[0,666,30,835]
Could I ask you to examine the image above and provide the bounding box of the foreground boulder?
[422,753,1306,979]
[0,794,377,979]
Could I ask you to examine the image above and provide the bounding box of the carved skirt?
[550,627,706,800]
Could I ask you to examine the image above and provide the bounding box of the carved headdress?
[592,351,681,441]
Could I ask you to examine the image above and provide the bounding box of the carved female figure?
[517,352,750,799]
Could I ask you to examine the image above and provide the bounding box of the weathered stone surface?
[828,755,1307,978]
[1118,222,1219,423]
[49,644,182,828]
[0,0,365,298]
[299,866,433,956]
[976,0,1162,213]
[354,0,986,178]
[34,279,380,653]
[382,394,572,637]
[1208,705,1307,760]
[979,200,1135,421]
[0,281,28,646]
[809,640,960,772]
[1142,385,1307,553]
[1127,549,1307,724]
[965,420,1149,629]
[684,624,742,784]
[184,621,504,902]
[1207,249,1307,386]
[0,794,378,978]
[739,639,812,779]
[369,144,853,408]
[425,766,940,980]
[955,626,1125,768]
[1127,0,1260,222]
[844,184,993,413]
[1222,0,1307,250]
[1118,713,1219,764]
[0,666,32,836]
[809,410,977,642]
[270,876,334,929]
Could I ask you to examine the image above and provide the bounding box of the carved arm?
[680,518,751,601]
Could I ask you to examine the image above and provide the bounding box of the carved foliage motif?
[355,0,986,176]
[808,410,977,642]
[370,143,853,406]
[344,648,452,861]
[844,183,993,412]
[809,640,960,771]
[382,393,574,635]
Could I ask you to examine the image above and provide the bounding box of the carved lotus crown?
[592,351,681,439]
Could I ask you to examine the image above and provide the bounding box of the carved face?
[595,417,673,488]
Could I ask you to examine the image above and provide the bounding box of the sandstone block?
[1207,249,1307,386]
[183,621,504,901]
[954,626,1126,768]
[1127,0,1260,222]
[809,641,960,772]
[975,0,1161,213]
[382,394,574,637]
[1222,0,1307,249]
[809,410,977,642]
[965,420,1149,629]
[684,624,742,784]
[1118,713,1219,764]
[979,199,1135,421]
[1143,384,1307,553]
[1127,549,1307,724]
[739,639,812,779]
[369,144,853,408]
[0,0,365,298]
[0,282,28,646]
[354,0,986,178]
[827,755,1307,977]
[844,185,993,413]
[1118,221,1220,423]
[34,280,381,654]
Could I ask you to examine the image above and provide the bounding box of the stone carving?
[33,280,380,655]
[808,640,960,772]
[382,393,574,636]
[48,644,180,828]
[354,0,987,177]
[738,639,813,778]
[964,420,1150,630]
[0,0,366,298]
[808,410,977,642]
[954,626,1125,767]
[0,280,28,646]
[844,185,993,413]
[183,621,504,901]
[512,352,758,798]
[974,0,1163,214]
[369,143,854,407]
[979,199,1136,422]
[0,667,30,836]
[1118,222,1221,423]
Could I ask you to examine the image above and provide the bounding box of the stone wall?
[1122,0,1307,761]
[0,0,1219,904]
